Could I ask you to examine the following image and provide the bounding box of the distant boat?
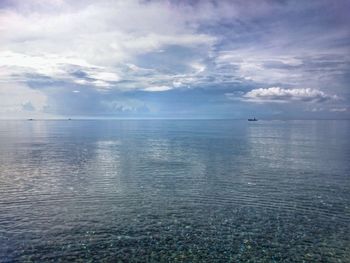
[27,118,34,121]
[248,117,258,121]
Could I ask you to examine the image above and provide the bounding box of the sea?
[0,120,349,262]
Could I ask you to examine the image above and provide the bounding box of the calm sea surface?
[0,120,349,262]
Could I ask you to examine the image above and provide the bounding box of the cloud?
[0,82,48,118]
[21,101,35,111]
[102,99,150,113]
[241,87,338,103]
[0,0,216,92]
[330,107,347,112]
[0,0,349,118]
[143,85,172,92]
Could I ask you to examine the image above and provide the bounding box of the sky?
[0,0,349,119]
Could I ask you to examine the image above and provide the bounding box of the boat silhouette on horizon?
[248,117,258,121]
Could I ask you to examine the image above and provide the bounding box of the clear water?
[0,120,349,262]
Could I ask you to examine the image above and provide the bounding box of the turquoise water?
[0,120,349,262]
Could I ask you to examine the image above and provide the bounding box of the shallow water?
[0,120,349,262]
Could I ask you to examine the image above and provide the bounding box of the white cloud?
[0,1,215,63]
[86,72,120,82]
[330,107,347,112]
[0,0,216,92]
[143,86,172,92]
[241,87,338,103]
[0,51,94,81]
[173,81,183,88]
[102,98,150,113]
[0,0,348,117]
[190,62,206,74]
[0,83,48,118]
[215,52,305,86]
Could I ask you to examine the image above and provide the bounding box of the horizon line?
[0,118,349,121]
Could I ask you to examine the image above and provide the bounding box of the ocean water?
[0,120,349,262]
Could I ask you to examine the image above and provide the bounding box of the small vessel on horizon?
[248,117,258,121]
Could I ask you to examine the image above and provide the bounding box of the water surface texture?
[0,120,349,262]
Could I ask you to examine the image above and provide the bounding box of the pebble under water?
[0,120,349,262]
